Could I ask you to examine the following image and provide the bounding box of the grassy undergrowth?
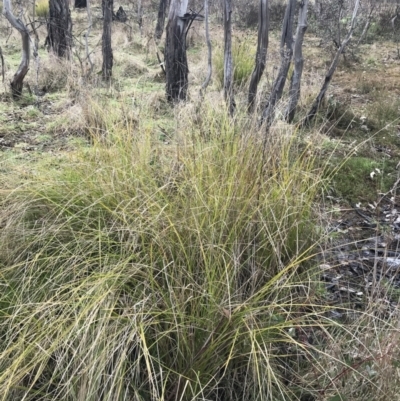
[2,99,400,400]
[2,11,400,400]
[0,99,327,400]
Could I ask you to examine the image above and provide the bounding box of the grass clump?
[0,100,327,401]
[35,0,49,18]
[214,39,255,89]
[368,95,400,132]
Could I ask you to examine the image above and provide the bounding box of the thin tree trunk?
[314,0,321,21]
[248,0,269,112]
[303,0,360,126]
[155,0,170,40]
[48,0,72,58]
[0,46,4,83]
[200,0,212,96]
[356,5,375,47]
[285,0,308,123]
[85,0,93,77]
[138,0,143,36]
[262,0,296,127]
[165,0,189,102]
[102,0,113,80]
[2,0,30,98]
[224,0,235,115]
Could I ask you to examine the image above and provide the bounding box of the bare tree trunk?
[48,0,72,58]
[285,0,308,123]
[84,0,93,77]
[165,0,189,102]
[0,46,4,83]
[304,0,360,126]
[2,0,30,98]
[356,4,375,47]
[155,0,170,40]
[248,0,269,112]
[200,0,212,96]
[138,0,143,36]
[224,0,235,115]
[102,0,113,80]
[262,0,296,127]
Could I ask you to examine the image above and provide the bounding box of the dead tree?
[248,0,269,112]
[2,0,30,98]
[200,0,212,96]
[155,0,170,40]
[285,0,308,123]
[165,0,189,102]
[223,0,235,115]
[304,0,360,126]
[262,0,296,127]
[48,0,72,58]
[102,0,113,80]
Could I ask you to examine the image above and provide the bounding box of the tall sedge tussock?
[2,99,396,401]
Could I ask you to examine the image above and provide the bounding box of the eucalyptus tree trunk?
[165,0,189,102]
[285,0,308,123]
[304,0,360,126]
[102,0,113,80]
[224,0,235,115]
[155,0,170,40]
[48,0,72,58]
[200,0,212,96]
[248,0,269,112]
[2,0,30,98]
[262,0,296,127]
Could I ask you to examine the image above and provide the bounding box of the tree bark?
[248,0,269,112]
[200,0,212,96]
[102,0,113,80]
[48,0,72,58]
[2,0,30,98]
[155,0,170,40]
[303,0,360,126]
[262,0,296,127]
[224,0,235,115]
[285,0,308,123]
[165,0,189,102]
